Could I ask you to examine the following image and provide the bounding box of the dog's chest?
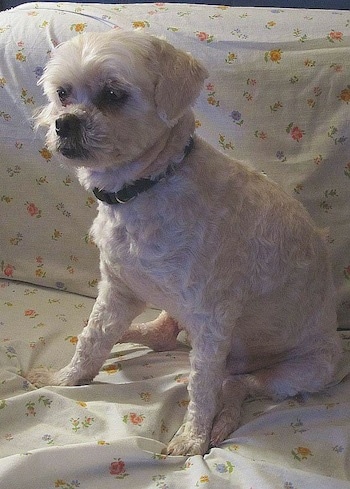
[91,201,203,302]
[91,207,146,264]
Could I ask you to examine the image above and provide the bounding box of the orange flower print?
[70,23,87,33]
[286,122,305,142]
[139,392,151,402]
[292,446,313,461]
[219,134,234,151]
[16,52,26,62]
[66,335,79,345]
[225,52,237,64]
[196,475,210,485]
[52,229,63,241]
[26,202,42,218]
[35,256,46,278]
[76,401,87,408]
[132,20,150,29]
[16,41,27,61]
[327,30,343,43]
[35,268,46,278]
[39,147,52,162]
[304,58,316,67]
[55,480,81,488]
[338,86,350,104]
[266,20,277,29]
[102,363,122,374]
[264,49,282,63]
[21,88,35,105]
[15,43,26,62]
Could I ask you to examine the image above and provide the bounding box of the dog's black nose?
[55,114,80,138]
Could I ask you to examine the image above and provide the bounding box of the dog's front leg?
[27,276,145,387]
[167,339,229,456]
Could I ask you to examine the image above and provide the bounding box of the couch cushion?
[0,2,349,326]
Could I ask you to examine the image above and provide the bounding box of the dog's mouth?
[53,111,115,164]
[57,141,90,160]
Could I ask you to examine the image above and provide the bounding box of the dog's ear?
[152,38,208,126]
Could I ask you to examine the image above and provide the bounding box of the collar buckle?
[115,194,136,204]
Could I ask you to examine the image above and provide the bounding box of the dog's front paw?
[167,423,209,456]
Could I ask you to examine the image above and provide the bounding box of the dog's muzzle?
[55,113,88,159]
[56,113,80,138]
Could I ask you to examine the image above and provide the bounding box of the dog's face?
[36,31,208,169]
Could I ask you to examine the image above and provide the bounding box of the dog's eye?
[97,86,128,109]
[57,86,70,104]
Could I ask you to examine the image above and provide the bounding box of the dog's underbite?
[29,30,342,456]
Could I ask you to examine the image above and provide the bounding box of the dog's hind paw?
[210,407,240,447]
[120,312,180,352]
[26,367,60,388]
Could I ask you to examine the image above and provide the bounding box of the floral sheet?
[1,2,350,488]
[1,280,350,488]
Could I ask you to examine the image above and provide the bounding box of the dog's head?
[35,30,208,169]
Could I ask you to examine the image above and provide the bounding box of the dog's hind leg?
[211,342,341,446]
[238,344,341,401]
[119,310,180,351]
[210,377,248,447]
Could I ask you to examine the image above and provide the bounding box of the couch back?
[1,2,349,327]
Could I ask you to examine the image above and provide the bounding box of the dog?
[29,30,342,456]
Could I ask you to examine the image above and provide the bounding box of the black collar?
[93,136,194,205]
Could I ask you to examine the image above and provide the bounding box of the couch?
[1,3,350,487]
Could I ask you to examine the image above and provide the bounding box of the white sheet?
[1,280,350,487]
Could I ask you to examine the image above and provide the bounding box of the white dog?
[30,30,342,456]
